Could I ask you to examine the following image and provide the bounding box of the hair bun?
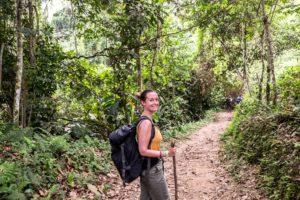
[134,92,141,98]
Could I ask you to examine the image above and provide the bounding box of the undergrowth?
[221,98,300,200]
[221,66,300,200]
[0,125,111,199]
[0,109,217,199]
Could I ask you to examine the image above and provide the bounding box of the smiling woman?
[140,90,160,114]
[136,89,176,200]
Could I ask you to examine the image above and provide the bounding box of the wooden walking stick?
[171,141,178,200]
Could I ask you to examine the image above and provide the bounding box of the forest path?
[104,112,266,200]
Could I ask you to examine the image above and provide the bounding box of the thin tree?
[70,2,78,55]
[135,35,143,91]
[28,2,40,126]
[0,43,4,90]
[22,0,36,127]
[150,9,162,88]
[13,0,24,126]
[258,30,265,100]
[262,0,277,105]
[241,20,251,95]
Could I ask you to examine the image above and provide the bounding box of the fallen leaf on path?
[69,190,77,199]
[38,189,48,197]
[87,184,100,196]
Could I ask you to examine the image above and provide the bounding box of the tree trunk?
[265,62,271,104]
[135,35,142,91]
[28,0,36,65]
[21,0,36,127]
[211,32,214,58]
[27,5,39,126]
[262,0,277,105]
[0,43,4,90]
[258,30,265,101]
[13,0,24,126]
[71,2,78,55]
[150,10,162,88]
[33,5,39,34]
[241,21,251,95]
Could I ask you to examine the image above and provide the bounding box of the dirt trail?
[105,112,266,200]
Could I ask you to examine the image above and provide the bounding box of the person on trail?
[225,96,233,110]
[236,95,242,104]
[137,89,176,200]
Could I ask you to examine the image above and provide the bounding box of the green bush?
[0,124,111,199]
[158,96,191,130]
[277,65,300,108]
[221,96,300,200]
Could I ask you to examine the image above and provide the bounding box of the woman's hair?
[137,89,155,101]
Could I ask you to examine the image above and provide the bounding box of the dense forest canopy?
[0,0,299,130]
[0,0,299,199]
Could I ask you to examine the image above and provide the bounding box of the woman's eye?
[148,98,159,102]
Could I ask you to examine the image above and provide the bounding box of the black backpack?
[109,116,156,185]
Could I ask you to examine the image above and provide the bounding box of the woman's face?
[141,92,159,113]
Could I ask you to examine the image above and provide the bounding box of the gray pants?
[140,161,170,200]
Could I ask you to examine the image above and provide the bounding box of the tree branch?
[64,25,198,60]
[269,0,280,24]
[278,3,300,11]
[147,25,197,44]
[63,47,111,59]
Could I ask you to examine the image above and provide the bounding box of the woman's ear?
[141,100,146,107]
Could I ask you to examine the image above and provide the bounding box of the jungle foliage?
[0,0,299,199]
[0,123,111,199]
[221,66,300,200]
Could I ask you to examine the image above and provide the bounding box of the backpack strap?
[137,116,155,149]
[120,143,126,186]
[137,116,156,172]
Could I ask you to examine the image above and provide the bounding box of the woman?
[137,89,176,200]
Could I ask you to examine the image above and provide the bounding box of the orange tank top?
[149,126,162,150]
[137,124,162,150]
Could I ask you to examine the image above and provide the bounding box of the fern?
[0,162,16,184]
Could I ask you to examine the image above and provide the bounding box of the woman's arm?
[138,120,176,158]
[138,120,161,158]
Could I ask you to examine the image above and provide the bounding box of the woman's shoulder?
[138,118,152,128]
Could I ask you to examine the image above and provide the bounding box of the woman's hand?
[168,147,176,157]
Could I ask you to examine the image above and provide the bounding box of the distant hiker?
[225,96,233,110]
[236,95,242,104]
[137,89,176,200]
